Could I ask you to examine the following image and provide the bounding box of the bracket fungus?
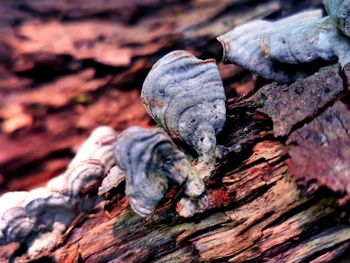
[0,122,207,255]
[24,188,74,229]
[141,50,226,177]
[0,188,75,257]
[69,126,118,173]
[98,165,126,196]
[48,160,104,196]
[0,191,34,245]
[48,159,105,212]
[0,127,114,256]
[218,6,350,83]
[111,126,205,217]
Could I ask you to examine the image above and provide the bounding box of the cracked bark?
[1,0,350,262]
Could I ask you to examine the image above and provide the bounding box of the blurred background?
[0,0,322,193]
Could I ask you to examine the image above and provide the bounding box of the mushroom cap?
[141,50,226,159]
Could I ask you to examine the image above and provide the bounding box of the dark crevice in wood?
[285,91,350,142]
[262,193,338,230]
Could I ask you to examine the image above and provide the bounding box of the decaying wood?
[5,62,348,262]
[1,0,350,262]
[288,101,350,202]
[23,99,350,262]
[252,64,345,137]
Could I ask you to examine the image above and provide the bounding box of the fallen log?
[2,0,350,262]
[6,62,348,262]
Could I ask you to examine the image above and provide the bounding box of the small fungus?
[218,7,350,83]
[141,50,226,177]
[111,126,205,217]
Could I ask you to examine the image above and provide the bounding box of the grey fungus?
[47,159,104,201]
[24,188,74,227]
[69,126,118,173]
[112,126,205,217]
[217,10,323,83]
[0,192,34,245]
[260,17,350,69]
[64,159,104,199]
[98,165,126,196]
[0,123,205,255]
[141,50,226,175]
[0,188,74,257]
[324,0,350,37]
[218,8,350,83]
[0,127,114,256]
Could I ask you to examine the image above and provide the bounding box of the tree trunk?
[1,0,350,262]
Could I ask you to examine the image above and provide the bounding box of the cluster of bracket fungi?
[0,0,349,257]
[0,51,225,257]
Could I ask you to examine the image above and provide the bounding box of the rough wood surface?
[2,0,350,262]
[23,80,350,262]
